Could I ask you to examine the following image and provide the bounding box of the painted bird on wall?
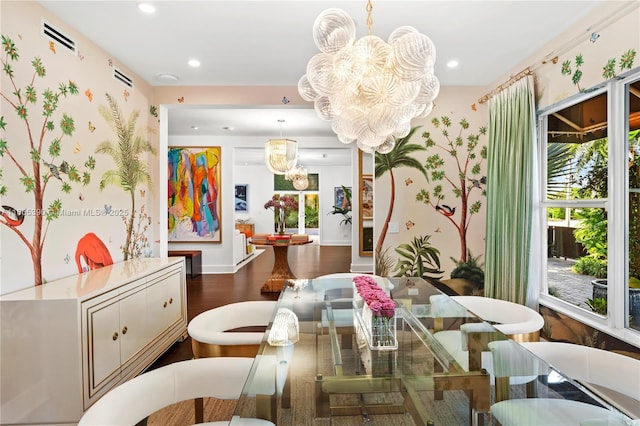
[42,160,69,181]
[436,204,456,217]
[0,205,24,227]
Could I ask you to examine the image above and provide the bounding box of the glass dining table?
[230,276,635,426]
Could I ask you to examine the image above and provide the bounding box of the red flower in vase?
[264,195,298,234]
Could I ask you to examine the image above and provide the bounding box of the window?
[538,69,640,342]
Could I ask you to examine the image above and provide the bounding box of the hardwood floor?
[149,244,353,369]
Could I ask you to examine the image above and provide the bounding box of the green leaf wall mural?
[96,93,155,260]
[0,35,94,285]
[394,235,443,279]
[562,49,636,91]
[416,116,487,264]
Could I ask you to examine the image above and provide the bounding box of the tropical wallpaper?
[0,2,157,293]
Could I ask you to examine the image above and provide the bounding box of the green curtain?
[485,76,536,305]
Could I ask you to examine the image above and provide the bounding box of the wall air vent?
[41,19,76,54]
[113,68,134,88]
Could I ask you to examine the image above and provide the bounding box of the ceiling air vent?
[41,19,76,54]
[113,68,134,88]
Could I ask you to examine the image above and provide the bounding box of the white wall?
[162,125,372,273]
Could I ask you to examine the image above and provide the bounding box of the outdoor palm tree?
[96,93,155,260]
[374,126,428,255]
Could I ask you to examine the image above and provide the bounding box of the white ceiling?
[37,0,606,88]
[35,0,608,164]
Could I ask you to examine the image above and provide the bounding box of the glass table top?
[231,276,635,426]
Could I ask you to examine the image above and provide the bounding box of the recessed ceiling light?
[137,2,155,14]
[190,125,199,130]
[155,73,179,83]
[222,126,234,131]
[188,59,201,68]
[447,60,459,69]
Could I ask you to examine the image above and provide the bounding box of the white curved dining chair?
[78,357,266,425]
[520,341,640,419]
[430,295,545,396]
[188,301,277,358]
[490,398,630,426]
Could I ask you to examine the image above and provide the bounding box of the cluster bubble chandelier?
[298,1,440,154]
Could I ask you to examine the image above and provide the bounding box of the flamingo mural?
[75,232,113,273]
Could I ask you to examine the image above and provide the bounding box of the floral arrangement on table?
[353,275,397,350]
[264,195,298,235]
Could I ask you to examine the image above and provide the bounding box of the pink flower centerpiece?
[264,195,298,235]
[353,275,397,350]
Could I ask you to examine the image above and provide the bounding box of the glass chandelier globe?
[299,6,439,154]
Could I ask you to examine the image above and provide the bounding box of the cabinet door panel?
[163,270,183,328]
[87,299,121,395]
[119,286,149,365]
[146,274,168,338]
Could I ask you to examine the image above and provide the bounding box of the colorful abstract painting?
[168,146,222,242]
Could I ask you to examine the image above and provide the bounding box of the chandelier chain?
[366,0,373,35]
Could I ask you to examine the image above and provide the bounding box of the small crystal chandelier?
[286,164,309,190]
[298,1,439,154]
[265,119,298,174]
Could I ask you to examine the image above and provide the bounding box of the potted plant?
[590,277,640,325]
[442,250,485,296]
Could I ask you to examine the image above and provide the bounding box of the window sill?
[539,294,640,348]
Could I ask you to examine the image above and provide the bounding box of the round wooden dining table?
[250,237,312,293]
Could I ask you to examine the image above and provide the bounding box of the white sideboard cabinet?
[0,257,187,425]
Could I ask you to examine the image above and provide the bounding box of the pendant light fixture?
[286,164,310,190]
[265,119,298,175]
[298,0,440,153]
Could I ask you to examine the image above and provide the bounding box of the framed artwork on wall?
[235,184,248,212]
[167,146,222,243]
[334,186,352,209]
[361,175,373,220]
[359,150,374,257]
[362,226,374,252]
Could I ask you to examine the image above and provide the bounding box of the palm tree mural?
[96,93,155,260]
[374,126,428,258]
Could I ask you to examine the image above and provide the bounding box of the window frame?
[536,68,640,348]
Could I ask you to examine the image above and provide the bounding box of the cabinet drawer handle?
[112,332,118,341]
[169,298,173,304]
[122,326,128,335]
[163,301,168,308]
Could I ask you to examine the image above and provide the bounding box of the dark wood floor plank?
[149,245,352,369]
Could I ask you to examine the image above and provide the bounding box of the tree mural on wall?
[0,35,94,285]
[96,93,155,260]
[374,126,429,274]
[561,49,636,92]
[416,116,487,263]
